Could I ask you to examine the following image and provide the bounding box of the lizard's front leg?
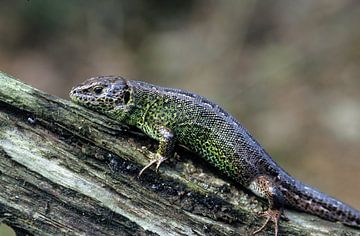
[139,126,175,176]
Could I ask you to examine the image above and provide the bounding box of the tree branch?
[0,72,359,236]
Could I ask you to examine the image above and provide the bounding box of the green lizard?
[70,76,360,236]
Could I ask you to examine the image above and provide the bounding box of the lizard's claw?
[253,209,281,236]
[138,154,167,177]
[155,156,167,171]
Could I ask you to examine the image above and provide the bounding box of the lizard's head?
[70,76,133,121]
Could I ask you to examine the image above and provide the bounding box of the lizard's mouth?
[69,88,96,105]
[69,88,118,112]
[69,88,88,104]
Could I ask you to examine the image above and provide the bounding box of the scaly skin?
[70,76,360,235]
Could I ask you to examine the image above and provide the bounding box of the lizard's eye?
[93,86,104,95]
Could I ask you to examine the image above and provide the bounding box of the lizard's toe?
[138,154,167,177]
[253,209,281,236]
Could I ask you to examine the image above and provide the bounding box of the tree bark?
[0,72,359,236]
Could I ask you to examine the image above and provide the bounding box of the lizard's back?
[130,80,288,184]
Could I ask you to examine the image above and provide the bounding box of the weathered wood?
[0,72,359,236]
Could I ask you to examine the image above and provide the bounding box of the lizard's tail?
[281,176,360,228]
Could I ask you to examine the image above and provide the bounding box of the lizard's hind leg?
[249,175,285,236]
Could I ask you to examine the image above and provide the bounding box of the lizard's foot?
[253,209,281,236]
[138,154,167,177]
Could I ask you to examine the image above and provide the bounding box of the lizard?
[70,75,360,235]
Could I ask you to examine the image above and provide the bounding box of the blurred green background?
[1,1,359,234]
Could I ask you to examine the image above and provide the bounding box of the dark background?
[1,1,359,234]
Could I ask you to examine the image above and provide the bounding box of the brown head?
[70,76,133,121]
